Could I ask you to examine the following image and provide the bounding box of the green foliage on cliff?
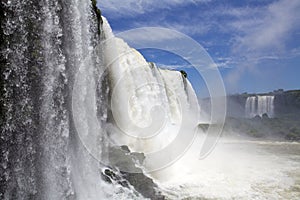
[285,127,300,140]
[180,70,187,78]
[224,116,300,141]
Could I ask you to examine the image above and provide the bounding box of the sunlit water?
[101,16,299,199]
[154,136,300,200]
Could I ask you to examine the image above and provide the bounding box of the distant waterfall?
[245,97,256,118]
[245,96,274,118]
[257,96,275,117]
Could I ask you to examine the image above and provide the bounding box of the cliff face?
[226,95,247,118]
[274,90,300,118]
[222,90,300,141]
[225,90,300,119]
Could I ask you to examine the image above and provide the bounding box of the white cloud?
[215,57,235,69]
[232,0,300,56]
[156,63,199,71]
[217,0,300,89]
[99,0,300,60]
[165,23,211,36]
[290,47,300,57]
[98,0,300,92]
[128,21,212,37]
[116,27,184,43]
[156,64,188,70]
[98,0,211,18]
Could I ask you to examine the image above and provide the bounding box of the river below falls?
[154,137,300,200]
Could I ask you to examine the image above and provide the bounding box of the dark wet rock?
[102,145,165,199]
[131,152,146,165]
[253,115,262,121]
[121,172,165,200]
[262,113,269,119]
[120,145,130,153]
[198,123,209,133]
[108,145,143,173]
[101,168,129,188]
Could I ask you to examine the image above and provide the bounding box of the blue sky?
[97,0,300,97]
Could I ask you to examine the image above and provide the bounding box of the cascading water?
[257,96,274,117]
[0,0,200,199]
[101,17,199,160]
[245,96,274,118]
[0,0,114,199]
[2,1,300,199]
[245,96,256,118]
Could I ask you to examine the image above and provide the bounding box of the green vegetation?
[224,116,300,141]
[149,62,155,68]
[285,127,300,140]
[180,70,187,78]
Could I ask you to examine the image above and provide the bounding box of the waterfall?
[245,96,256,118]
[102,17,200,172]
[0,0,111,199]
[0,0,200,199]
[245,96,275,118]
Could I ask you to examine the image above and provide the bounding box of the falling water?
[257,96,275,117]
[245,96,256,118]
[0,0,199,199]
[245,96,274,118]
[0,0,111,199]
[3,1,298,200]
[101,16,200,172]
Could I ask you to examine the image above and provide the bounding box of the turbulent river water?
[157,137,300,199]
